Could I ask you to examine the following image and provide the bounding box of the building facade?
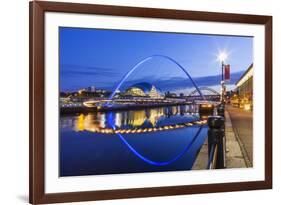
[235,63,253,110]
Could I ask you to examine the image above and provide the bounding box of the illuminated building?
[87,86,96,92]
[78,88,86,95]
[235,63,253,110]
[124,82,162,98]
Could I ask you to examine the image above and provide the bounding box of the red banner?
[224,64,230,81]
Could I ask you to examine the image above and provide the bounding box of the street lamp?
[217,52,228,103]
[218,52,228,63]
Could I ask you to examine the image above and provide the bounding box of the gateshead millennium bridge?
[61,55,220,112]
[60,55,226,169]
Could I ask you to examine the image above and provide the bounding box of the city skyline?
[59,27,253,93]
[60,69,245,95]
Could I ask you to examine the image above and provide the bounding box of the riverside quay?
[59,64,253,176]
[59,27,253,176]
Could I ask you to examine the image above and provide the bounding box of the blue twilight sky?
[59,27,253,94]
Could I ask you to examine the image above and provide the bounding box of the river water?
[59,105,208,176]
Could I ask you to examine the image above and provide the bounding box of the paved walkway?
[192,138,208,170]
[226,105,253,166]
[193,110,247,169]
[224,111,247,168]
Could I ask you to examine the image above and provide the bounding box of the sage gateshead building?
[124,82,163,99]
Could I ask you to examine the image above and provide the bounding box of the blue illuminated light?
[108,55,206,101]
[108,112,203,166]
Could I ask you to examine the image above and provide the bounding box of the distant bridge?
[187,87,220,102]
[188,87,220,96]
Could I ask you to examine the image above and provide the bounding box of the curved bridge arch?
[108,112,203,166]
[108,55,206,101]
[188,86,220,96]
[106,55,206,166]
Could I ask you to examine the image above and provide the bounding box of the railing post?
[207,116,226,169]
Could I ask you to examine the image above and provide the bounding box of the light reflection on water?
[60,105,199,132]
[59,105,208,177]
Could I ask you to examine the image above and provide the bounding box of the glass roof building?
[124,82,162,99]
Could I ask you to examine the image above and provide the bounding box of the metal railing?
[207,103,226,169]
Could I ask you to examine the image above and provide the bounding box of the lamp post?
[218,52,228,103]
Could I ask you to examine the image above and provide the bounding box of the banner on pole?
[224,64,230,81]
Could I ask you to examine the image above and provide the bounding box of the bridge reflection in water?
[60,105,208,176]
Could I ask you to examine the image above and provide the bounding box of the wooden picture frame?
[29,1,272,204]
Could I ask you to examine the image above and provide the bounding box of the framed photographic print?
[29,1,272,204]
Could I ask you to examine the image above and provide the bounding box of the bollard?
[207,116,226,169]
[217,103,225,117]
